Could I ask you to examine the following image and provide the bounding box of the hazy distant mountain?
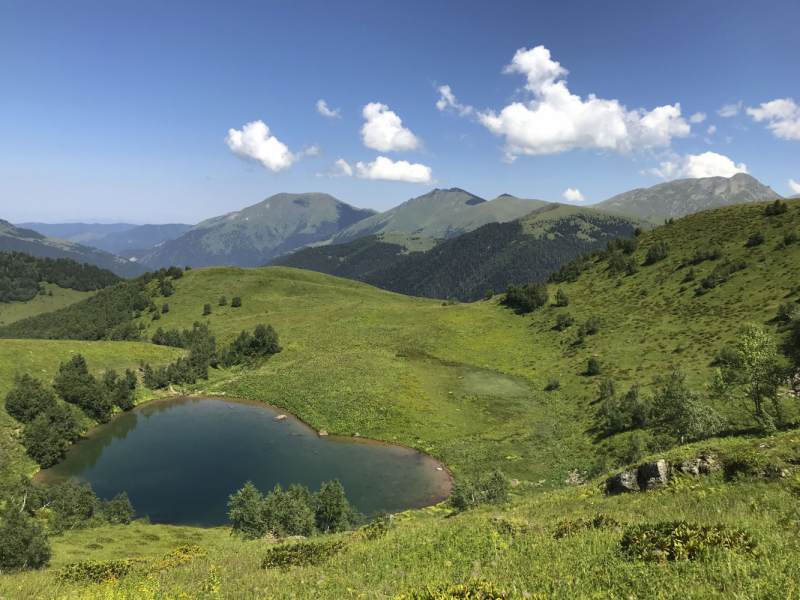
[331,188,547,244]
[788,193,800,200]
[0,220,145,278]
[18,222,193,255]
[277,203,651,301]
[136,193,377,269]
[591,173,781,220]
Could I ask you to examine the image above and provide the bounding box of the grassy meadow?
[0,283,93,327]
[0,198,799,598]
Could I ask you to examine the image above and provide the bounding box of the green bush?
[22,403,84,468]
[555,288,569,306]
[645,241,670,264]
[484,289,494,300]
[395,579,538,600]
[504,282,548,313]
[450,470,509,512]
[0,505,51,573]
[553,513,624,539]
[202,303,211,316]
[57,558,151,583]
[231,296,243,308]
[620,521,757,563]
[219,295,227,306]
[764,199,788,216]
[358,512,392,540]
[555,312,574,330]
[747,231,765,247]
[586,357,602,376]
[261,539,348,570]
[544,378,561,391]
[4,373,57,424]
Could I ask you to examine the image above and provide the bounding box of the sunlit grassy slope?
[0,282,93,326]
[121,198,800,484]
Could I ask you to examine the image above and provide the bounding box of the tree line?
[0,251,121,304]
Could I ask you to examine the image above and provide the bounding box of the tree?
[484,289,494,300]
[504,283,548,313]
[203,303,211,316]
[450,470,509,512]
[711,324,786,432]
[0,505,51,572]
[162,303,169,314]
[53,354,113,422]
[22,403,83,467]
[645,241,670,264]
[219,295,227,306]
[4,374,57,424]
[98,493,134,525]
[313,480,360,533]
[262,484,316,537]
[653,370,725,442]
[160,279,174,297]
[555,288,569,307]
[47,478,98,533]
[228,481,267,539]
[746,232,765,247]
[231,297,243,308]
[555,312,574,330]
[586,357,602,376]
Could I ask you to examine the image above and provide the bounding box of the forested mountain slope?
[354,204,650,301]
[0,220,145,278]
[331,188,547,244]
[592,172,780,220]
[134,193,376,269]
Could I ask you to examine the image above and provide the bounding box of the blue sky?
[1,0,798,224]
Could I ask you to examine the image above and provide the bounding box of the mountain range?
[591,173,780,220]
[0,220,146,278]
[18,222,193,255]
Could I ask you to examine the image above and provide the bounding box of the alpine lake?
[34,396,452,527]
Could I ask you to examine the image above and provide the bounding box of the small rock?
[354,433,360,437]
[436,467,443,471]
[221,391,226,396]
[564,468,585,486]
[273,414,287,421]
[318,430,328,436]
[509,478,520,486]
[759,442,772,449]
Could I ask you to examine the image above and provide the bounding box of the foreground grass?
[2,430,799,599]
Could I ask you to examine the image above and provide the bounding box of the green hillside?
[332,189,547,244]
[0,282,94,326]
[0,221,146,278]
[2,199,800,598]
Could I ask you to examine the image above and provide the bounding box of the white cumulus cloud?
[746,98,800,140]
[318,157,433,184]
[317,100,341,119]
[439,46,690,162]
[690,112,707,123]
[790,179,800,194]
[647,151,747,180]
[562,188,585,203]
[361,103,423,152]
[225,121,317,172]
[707,125,717,134]
[717,101,742,117]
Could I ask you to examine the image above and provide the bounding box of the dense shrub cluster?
[621,521,757,563]
[697,257,747,293]
[607,236,638,255]
[553,513,624,539]
[504,282,548,313]
[261,538,348,570]
[645,241,670,264]
[228,480,360,540]
[57,545,204,583]
[0,251,121,304]
[449,470,509,512]
[396,579,539,600]
[764,199,788,216]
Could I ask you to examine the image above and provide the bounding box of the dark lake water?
[35,397,451,527]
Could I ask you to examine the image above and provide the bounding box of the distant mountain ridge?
[592,173,780,220]
[135,193,377,269]
[19,222,193,255]
[0,220,146,278]
[331,188,548,244]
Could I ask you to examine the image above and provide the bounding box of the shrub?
[777,301,800,322]
[159,279,173,297]
[146,545,206,573]
[450,470,509,512]
[544,378,561,391]
[57,557,151,583]
[231,296,243,308]
[683,267,696,283]
[620,521,757,563]
[586,357,602,376]
[202,303,211,316]
[645,241,670,264]
[504,283,548,313]
[784,231,798,245]
[261,539,348,570]
[747,231,765,247]
[218,295,227,306]
[22,403,84,468]
[698,257,747,292]
[484,289,494,300]
[0,505,51,573]
[555,288,569,307]
[397,579,537,600]
[4,373,57,424]
[358,512,392,540]
[220,324,282,367]
[764,199,788,216]
[553,513,623,539]
[555,312,574,330]
[651,370,725,443]
[53,354,114,423]
[161,303,169,314]
[98,493,134,525]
